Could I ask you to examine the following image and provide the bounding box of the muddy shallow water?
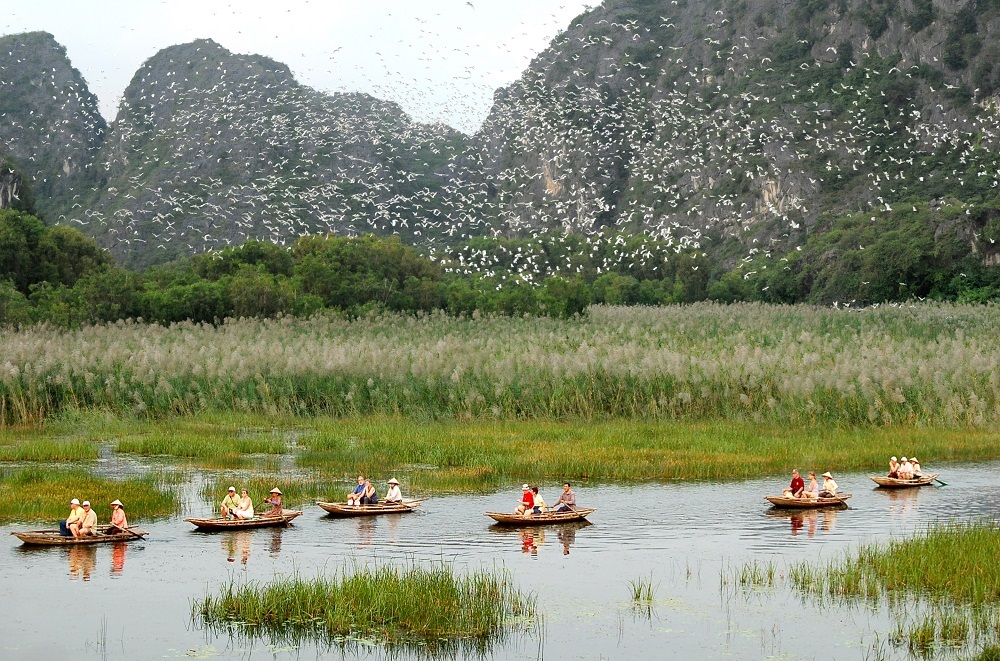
[3,460,999,660]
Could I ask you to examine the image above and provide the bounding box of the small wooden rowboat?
[765,494,852,508]
[316,499,425,517]
[870,473,940,488]
[185,509,302,531]
[485,508,596,525]
[11,526,148,546]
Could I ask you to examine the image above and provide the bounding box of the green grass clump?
[0,437,99,461]
[791,522,1000,606]
[194,563,537,653]
[791,522,1000,656]
[115,425,287,458]
[0,467,180,522]
[198,475,334,509]
[628,575,656,602]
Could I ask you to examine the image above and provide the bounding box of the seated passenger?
[899,457,914,480]
[384,478,402,504]
[221,486,239,519]
[911,456,922,477]
[515,484,534,515]
[347,476,365,506]
[76,500,97,537]
[888,456,899,478]
[804,471,820,498]
[359,480,378,505]
[782,469,805,498]
[107,499,128,534]
[531,486,547,514]
[61,498,82,537]
[818,472,838,498]
[234,489,255,520]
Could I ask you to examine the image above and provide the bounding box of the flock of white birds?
[1,2,1000,285]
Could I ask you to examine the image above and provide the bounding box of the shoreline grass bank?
[194,564,537,652]
[15,412,1000,493]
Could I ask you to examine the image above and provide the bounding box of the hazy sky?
[3,0,593,134]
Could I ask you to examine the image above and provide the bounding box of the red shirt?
[790,476,804,494]
[521,491,534,508]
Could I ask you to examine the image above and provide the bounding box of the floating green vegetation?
[295,416,992,490]
[722,560,778,589]
[0,437,99,462]
[193,563,537,654]
[628,575,656,603]
[791,522,1000,657]
[0,467,180,522]
[2,303,1000,426]
[115,425,287,459]
[198,475,334,509]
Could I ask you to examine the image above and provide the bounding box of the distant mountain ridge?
[2,0,1000,302]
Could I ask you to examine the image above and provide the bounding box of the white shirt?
[385,485,402,502]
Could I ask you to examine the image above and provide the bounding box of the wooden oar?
[934,477,948,486]
[113,525,145,540]
[831,494,852,509]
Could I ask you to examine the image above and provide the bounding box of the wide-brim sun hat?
[891,456,897,462]
[821,472,833,478]
[110,499,123,507]
[70,498,80,505]
[270,488,282,494]
[388,478,399,485]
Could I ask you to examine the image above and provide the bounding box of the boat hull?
[870,473,939,488]
[765,494,852,508]
[316,499,424,517]
[485,508,595,525]
[11,526,148,546]
[185,509,302,531]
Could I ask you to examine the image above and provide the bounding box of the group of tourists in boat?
[515,482,577,515]
[781,469,839,499]
[887,456,923,479]
[60,498,128,537]
[219,486,285,520]
[345,476,404,506]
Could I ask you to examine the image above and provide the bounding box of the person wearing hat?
[234,488,255,520]
[76,500,98,537]
[221,486,240,519]
[899,457,914,480]
[384,478,403,504]
[61,498,83,537]
[261,488,283,517]
[888,456,899,479]
[911,456,922,478]
[515,484,534,516]
[107,499,128,534]
[818,472,838,498]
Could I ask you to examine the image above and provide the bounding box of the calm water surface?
[3,460,999,660]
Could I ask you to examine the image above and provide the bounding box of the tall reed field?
[194,563,537,653]
[0,467,180,521]
[1,302,1000,426]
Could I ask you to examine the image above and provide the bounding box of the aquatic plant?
[723,560,778,589]
[0,467,180,521]
[115,424,287,458]
[0,437,98,461]
[0,302,1000,426]
[193,563,537,653]
[627,575,656,602]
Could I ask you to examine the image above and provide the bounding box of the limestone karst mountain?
[2,0,1000,302]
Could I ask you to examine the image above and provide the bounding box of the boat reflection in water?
[222,530,252,565]
[488,520,592,556]
[268,527,283,557]
[68,545,97,581]
[768,509,838,537]
[111,542,127,576]
[883,486,920,515]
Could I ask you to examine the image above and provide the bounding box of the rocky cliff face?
[471,0,1000,259]
[0,32,105,217]
[83,39,467,268]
